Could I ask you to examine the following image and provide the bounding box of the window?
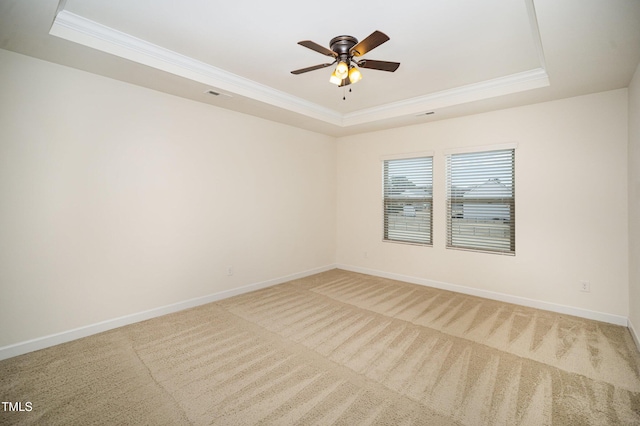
[383,156,433,245]
[446,148,515,254]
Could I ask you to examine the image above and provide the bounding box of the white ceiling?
[1,0,639,136]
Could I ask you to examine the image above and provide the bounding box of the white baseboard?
[336,264,629,326]
[0,264,337,361]
[629,318,640,353]
[2,264,631,361]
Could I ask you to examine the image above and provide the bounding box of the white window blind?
[383,156,433,245]
[446,149,515,254]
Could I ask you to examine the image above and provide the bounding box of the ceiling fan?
[291,30,400,87]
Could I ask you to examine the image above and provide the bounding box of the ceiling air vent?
[204,89,232,98]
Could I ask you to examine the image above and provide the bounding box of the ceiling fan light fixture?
[335,61,349,78]
[348,66,362,84]
[329,70,342,85]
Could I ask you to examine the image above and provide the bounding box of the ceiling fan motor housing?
[330,35,358,61]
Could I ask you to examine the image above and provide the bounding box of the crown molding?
[343,68,549,126]
[524,0,547,70]
[50,10,343,126]
[50,4,549,129]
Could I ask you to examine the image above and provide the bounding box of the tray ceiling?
[1,0,639,136]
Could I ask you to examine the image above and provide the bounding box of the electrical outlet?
[364,251,368,259]
[579,281,590,292]
[227,266,233,276]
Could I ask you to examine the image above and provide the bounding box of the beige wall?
[0,49,336,347]
[336,89,629,319]
[629,62,640,341]
[1,47,635,352]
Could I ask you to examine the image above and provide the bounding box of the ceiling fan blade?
[291,63,334,75]
[298,40,338,57]
[350,30,390,57]
[357,59,400,72]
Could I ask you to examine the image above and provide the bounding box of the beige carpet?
[1,269,639,425]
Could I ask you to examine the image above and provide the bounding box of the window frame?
[445,145,516,255]
[382,153,434,246]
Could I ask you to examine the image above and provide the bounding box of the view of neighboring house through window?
[446,148,515,254]
[383,156,433,245]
